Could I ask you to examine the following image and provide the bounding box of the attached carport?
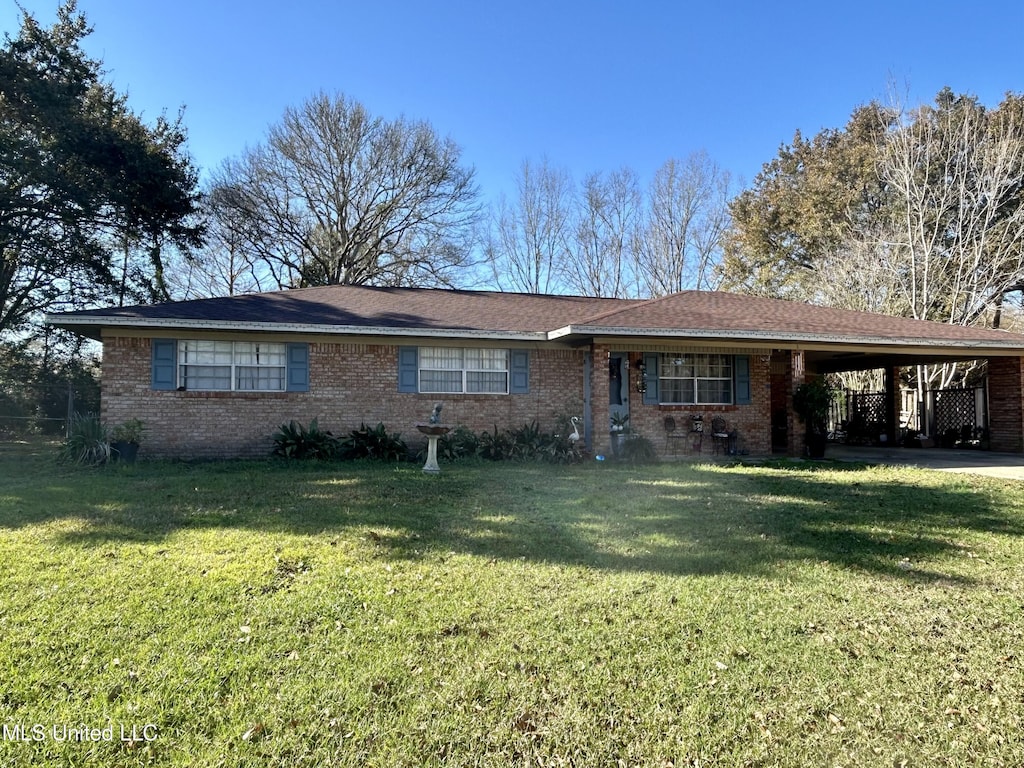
[799,342,1024,454]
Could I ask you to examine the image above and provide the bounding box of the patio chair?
[710,416,730,454]
[663,416,687,455]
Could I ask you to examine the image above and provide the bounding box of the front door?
[609,353,629,432]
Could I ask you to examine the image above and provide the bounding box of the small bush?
[272,419,341,460]
[342,422,407,462]
[473,422,582,464]
[59,413,111,466]
[538,432,584,464]
[478,425,518,461]
[620,434,658,463]
[437,425,481,461]
[508,420,544,459]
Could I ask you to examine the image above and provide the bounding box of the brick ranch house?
[47,285,1024,459]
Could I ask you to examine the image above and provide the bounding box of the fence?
[0,380,101,438]
[924,387,988,448]
[829,387,987,448]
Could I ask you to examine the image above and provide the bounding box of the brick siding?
[101,337,587,459]
[630,353,772,458]
[102,336,791,460]
[987,356,1024,453]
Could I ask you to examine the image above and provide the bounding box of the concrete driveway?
[825,444,1024,480]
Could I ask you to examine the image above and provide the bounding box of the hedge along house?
[47,285,1024,459]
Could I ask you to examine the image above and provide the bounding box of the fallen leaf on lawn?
[241,723,265,741]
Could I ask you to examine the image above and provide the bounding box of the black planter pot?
[805,432,827,459]
[111,441,139,464]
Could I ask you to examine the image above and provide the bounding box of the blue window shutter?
[287,343,309,392]
[509,350,530,394]
[398,346,418,393]
[642,353,660,405]
[151,339,176,390]
[735,355,752,405]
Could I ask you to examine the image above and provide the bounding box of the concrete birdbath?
[417,403,450,474]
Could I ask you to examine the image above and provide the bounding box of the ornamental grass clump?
[58,413,111,466]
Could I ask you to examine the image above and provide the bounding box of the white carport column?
[787,350,806,457]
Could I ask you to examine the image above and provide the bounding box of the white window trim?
[418,347,510,395]
[658,353,734,405]
[178,340,287,392]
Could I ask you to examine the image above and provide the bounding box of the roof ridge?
[574,290,698,325]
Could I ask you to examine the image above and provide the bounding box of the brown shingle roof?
[46,284,1024,349]
[563,291,1024,346]
[53,286,637,335]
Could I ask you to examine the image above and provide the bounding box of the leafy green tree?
[721,104,894,301]
[722,89,1024,330]
[0,1,203,336]
[722,88,1024,395]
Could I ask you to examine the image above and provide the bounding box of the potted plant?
[793,378,833,459]
[111,418,145,463]
[610,412,630,458]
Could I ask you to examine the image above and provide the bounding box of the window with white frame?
[178,340,287,391]
[419,347,509,394]
[658,353,733,404]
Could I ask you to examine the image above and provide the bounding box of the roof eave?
[551,324,1024,353]
[43,314,549,342]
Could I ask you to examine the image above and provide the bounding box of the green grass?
[1,442,1023,766]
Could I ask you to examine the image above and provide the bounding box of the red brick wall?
[624,352,772,458]
[587,347,772,458]
[101,336,793,460]
[987,356,1024,453]
[102,336,587,459]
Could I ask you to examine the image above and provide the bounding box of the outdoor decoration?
[417,402,451,474]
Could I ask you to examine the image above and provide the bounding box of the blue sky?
[4,0,1023,200]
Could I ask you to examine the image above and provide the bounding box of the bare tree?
[564,168,641,297]
[878,89,1024,391]
[488,158,574,294]
[633,152,732,296]
[205,92,480,290]
[164,185,268,299]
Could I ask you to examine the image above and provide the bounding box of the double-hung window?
[178,340,287,391]
[419,347,509,394]
[658,353,733,405]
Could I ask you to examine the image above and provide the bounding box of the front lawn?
[0,445,1022,766]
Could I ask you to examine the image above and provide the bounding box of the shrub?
[111,418,145,444]
[620,434,657,464]
[272,419,341,460]
[342,422,407,462]
[436,425,481,461]
[508,420,544,459]
[474,422,583,464]
[478,425,518,461]
[59,413,111,467]
[538,432,584,464]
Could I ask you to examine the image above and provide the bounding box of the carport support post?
[987,356,1024,452]
[787,350,806,457]
[591,343,611,458]
[884,366,901,446]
